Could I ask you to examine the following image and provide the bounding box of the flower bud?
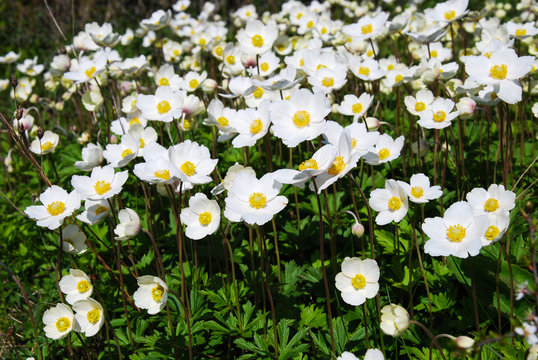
[114,208,141,240]
[365,117,380,131]
[201,78,217,93]
[352,223,365,238]
[456,97,476,119]
[380,304,410,337]
[454,336,475,350]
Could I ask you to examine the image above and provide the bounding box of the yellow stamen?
[151,284,165,301]
[387,196,402,211]
[129,117,140,126]
[446,224,466,242]
[157,100,171,114]
[253,87,264,99]
[215,46,223,56]
[430,50,438,58]
[86,309,100,324]
[249,192,267,209]
[85,67,96,78]
[361,24,373,34]
[139,138,145,148]
[180,161,196,176]
[328,156,345,175]
[41,141,54,151]
[516,28,527,37]
[484,198,499,212]
[226,55,235,65]
[121,149,133,159]
[359,66,370,76]
[444,10,456,21]
[94,180,111,195]
[485,225,500,241]
[411,186,424,198]
[56,317,71,332]
[352,103,363,114]
[322,77,334,87]
[250,118,263,134]
[433,110,446,122]
[95,206,108,215]
[490,64,507,80]
[217,116,229,127]
[260,62,269,72]
[198,212,212,226]
[158,78,169,86]
[298,158,318,171]
[395,74,403,83]
[415,102,426,112]
[154,169,170,180]
[252,34,264,48]
[292,110,311,128]
[378,148,390,160]
[47,201,65,216]
[189,79,199,89]
[351,273,366,289]
[77,280,90,293]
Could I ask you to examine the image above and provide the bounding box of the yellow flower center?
[226,55,235,65]
[484,52,492,59]
[485,225,500,241]
[298,158,318,171]
[94,180,111,195]
[446,224,466,242]
[198,211,212,225]
[129,117,140,126]
[352,138,357,148]
[41,141,54,151]
[260,62,269,72]
[55,317,71,332]
[85,66,97,78]
[217,116,229,127]
[387,64,394,70]
[292,110,311,128]
[328,156,346,176]
[151,284,165,301]
[490,64,507,80]
[215,46,223,56]
[378,148,390,160]
[351,274,366,289]
[444,10,456,20]
[359,66,370,76]
[307,20,314,29]
[321,27,327,34]
[361,24,373,34]
[484,198,499,212]
[516,28,527,37]
[252,34,264,48]
[249,192,267,209]
[430,50,438,58]
[47,201,65,216]
[121,149,133,159]
[395,74,403,83]
[154,169,170,180]
[415,102,426,112]
[433,110,446,122]
[300,58,305,66]
[86,309,100,324]
[276,44,286,51]
[387,196,402,211]
[189,79,199,89]
[139,138,145,148]
[180,161,196,176]
[411,186,424,198]
[297,13,303,19]
[77,279,90,293]
[173,49,180,56]
[352,103,363,114]
[95,205,108,215]
[199,38,206,46]
[158,77,169,86]
[322,77,334,87]
[157,100,171,114]
[253,87,264,99]
[250,118,263,134]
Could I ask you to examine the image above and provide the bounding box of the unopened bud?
[10,75,17,88]
[365,117,380,131]
[352,223,365,237]
[454,336,475,350]
[37,127,44,140]
[456,97,476,119]
[201,78,217,93]
[15,107,24,120]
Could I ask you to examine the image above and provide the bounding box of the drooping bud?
[352,222,365,238]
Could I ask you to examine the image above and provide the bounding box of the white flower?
[59,269,93,305]
[270,88,330,147]
[136,86,185,122]
[179,71,207,92]
[335,257,380,306]
[71,165,128,200]
[180,193,220,240]
[133,275,168,314]
[211,163,256,196]
[418,98,460,129]
[369,179,409,225]
[380,304,409,337]
[231,100,271,148]
[102,134,138,168]
[25,186,81,230]
[481,214,510,246]
[343,12,389,40]
[363,134,404,165]
[224,172,287,226]
[63,54,107,84]
[73,298,104,337]
[76,199,110,225]
[466,184,515,218]
[337,352,359,360]
[169,140,218,185]
[114,208,141,240]
[515,322,538,345]
[236,20,278,55]
[43,303,75,340]
[398,173,442,204]
[141,9,172,30]
[75,143,103,171]
[424,0,469,23]
[0,51,20,64]
[404,89,434,117]
[364,349,384,360]
[336,93,374,121]
[29,131,59,155]
[423,201,489,258]
[59,225,87,255]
